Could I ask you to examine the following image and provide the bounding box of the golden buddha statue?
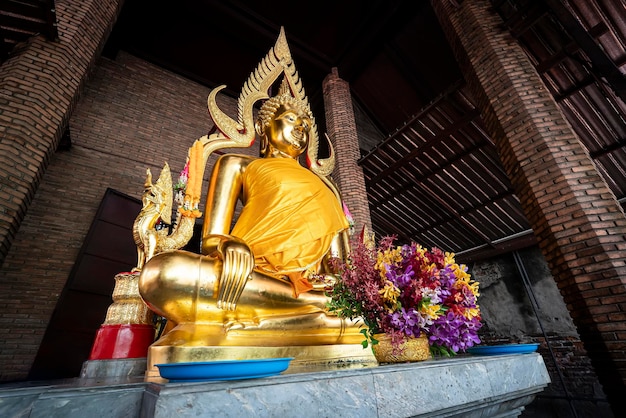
[137,28,376,373]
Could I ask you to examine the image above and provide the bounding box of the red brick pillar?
[322,68,372,236]
[432,0,626,411]
[0,0,123,267]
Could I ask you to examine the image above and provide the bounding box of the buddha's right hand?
[208,235,254,311]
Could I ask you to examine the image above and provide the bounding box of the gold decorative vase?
[372,334,431,363]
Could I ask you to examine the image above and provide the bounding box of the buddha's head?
[256,81,315,159]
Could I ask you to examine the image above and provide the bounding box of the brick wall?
[0,49,245,381]
[432,0,626,413]
[0,0,126,382]
[323,68,372,235]
[0,0,124,267]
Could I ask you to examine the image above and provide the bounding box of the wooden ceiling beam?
[544,0,626,103]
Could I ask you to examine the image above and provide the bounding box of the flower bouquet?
[326,234,482,357]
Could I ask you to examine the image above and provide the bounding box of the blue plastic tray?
[467,343,540,356]
[156,357,294,382]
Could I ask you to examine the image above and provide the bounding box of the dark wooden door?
[28,189,140,380]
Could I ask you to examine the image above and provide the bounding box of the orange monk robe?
[230,158,349,295]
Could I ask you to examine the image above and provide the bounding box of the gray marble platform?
[0,353,550,418]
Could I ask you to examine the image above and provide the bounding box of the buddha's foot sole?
[145,343,378,381]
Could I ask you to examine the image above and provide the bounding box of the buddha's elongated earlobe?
[256,120,269,157]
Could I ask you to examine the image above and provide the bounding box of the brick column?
[322,68,372,236]
[432,0,626,412]
[0,0,123,267]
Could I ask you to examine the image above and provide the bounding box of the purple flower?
[429,311,482,353]
[389,307,422,337]
[388,264,414,288]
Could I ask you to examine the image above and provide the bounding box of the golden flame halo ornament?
[201,27,334,178]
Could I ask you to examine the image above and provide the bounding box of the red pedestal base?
[89,324,155,360]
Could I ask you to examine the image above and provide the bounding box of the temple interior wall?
[0,51,250,381]
[0,49,610,415]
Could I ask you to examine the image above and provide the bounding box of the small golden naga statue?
[137,28,376,372]
[132,163,196,272]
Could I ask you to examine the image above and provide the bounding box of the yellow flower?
[468,281,480,297]
[375,247,403,280]
[379,280,400,311]
[421,303,442,320]
[427,263,437,275]
[450,263,481,297]
[463,306,480,320]
[453,264,471,282]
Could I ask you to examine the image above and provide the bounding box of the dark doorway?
[28,189,140,380]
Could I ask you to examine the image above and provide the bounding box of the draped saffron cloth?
[231,158,349,296]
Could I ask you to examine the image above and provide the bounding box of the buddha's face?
[265,103,311,158]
